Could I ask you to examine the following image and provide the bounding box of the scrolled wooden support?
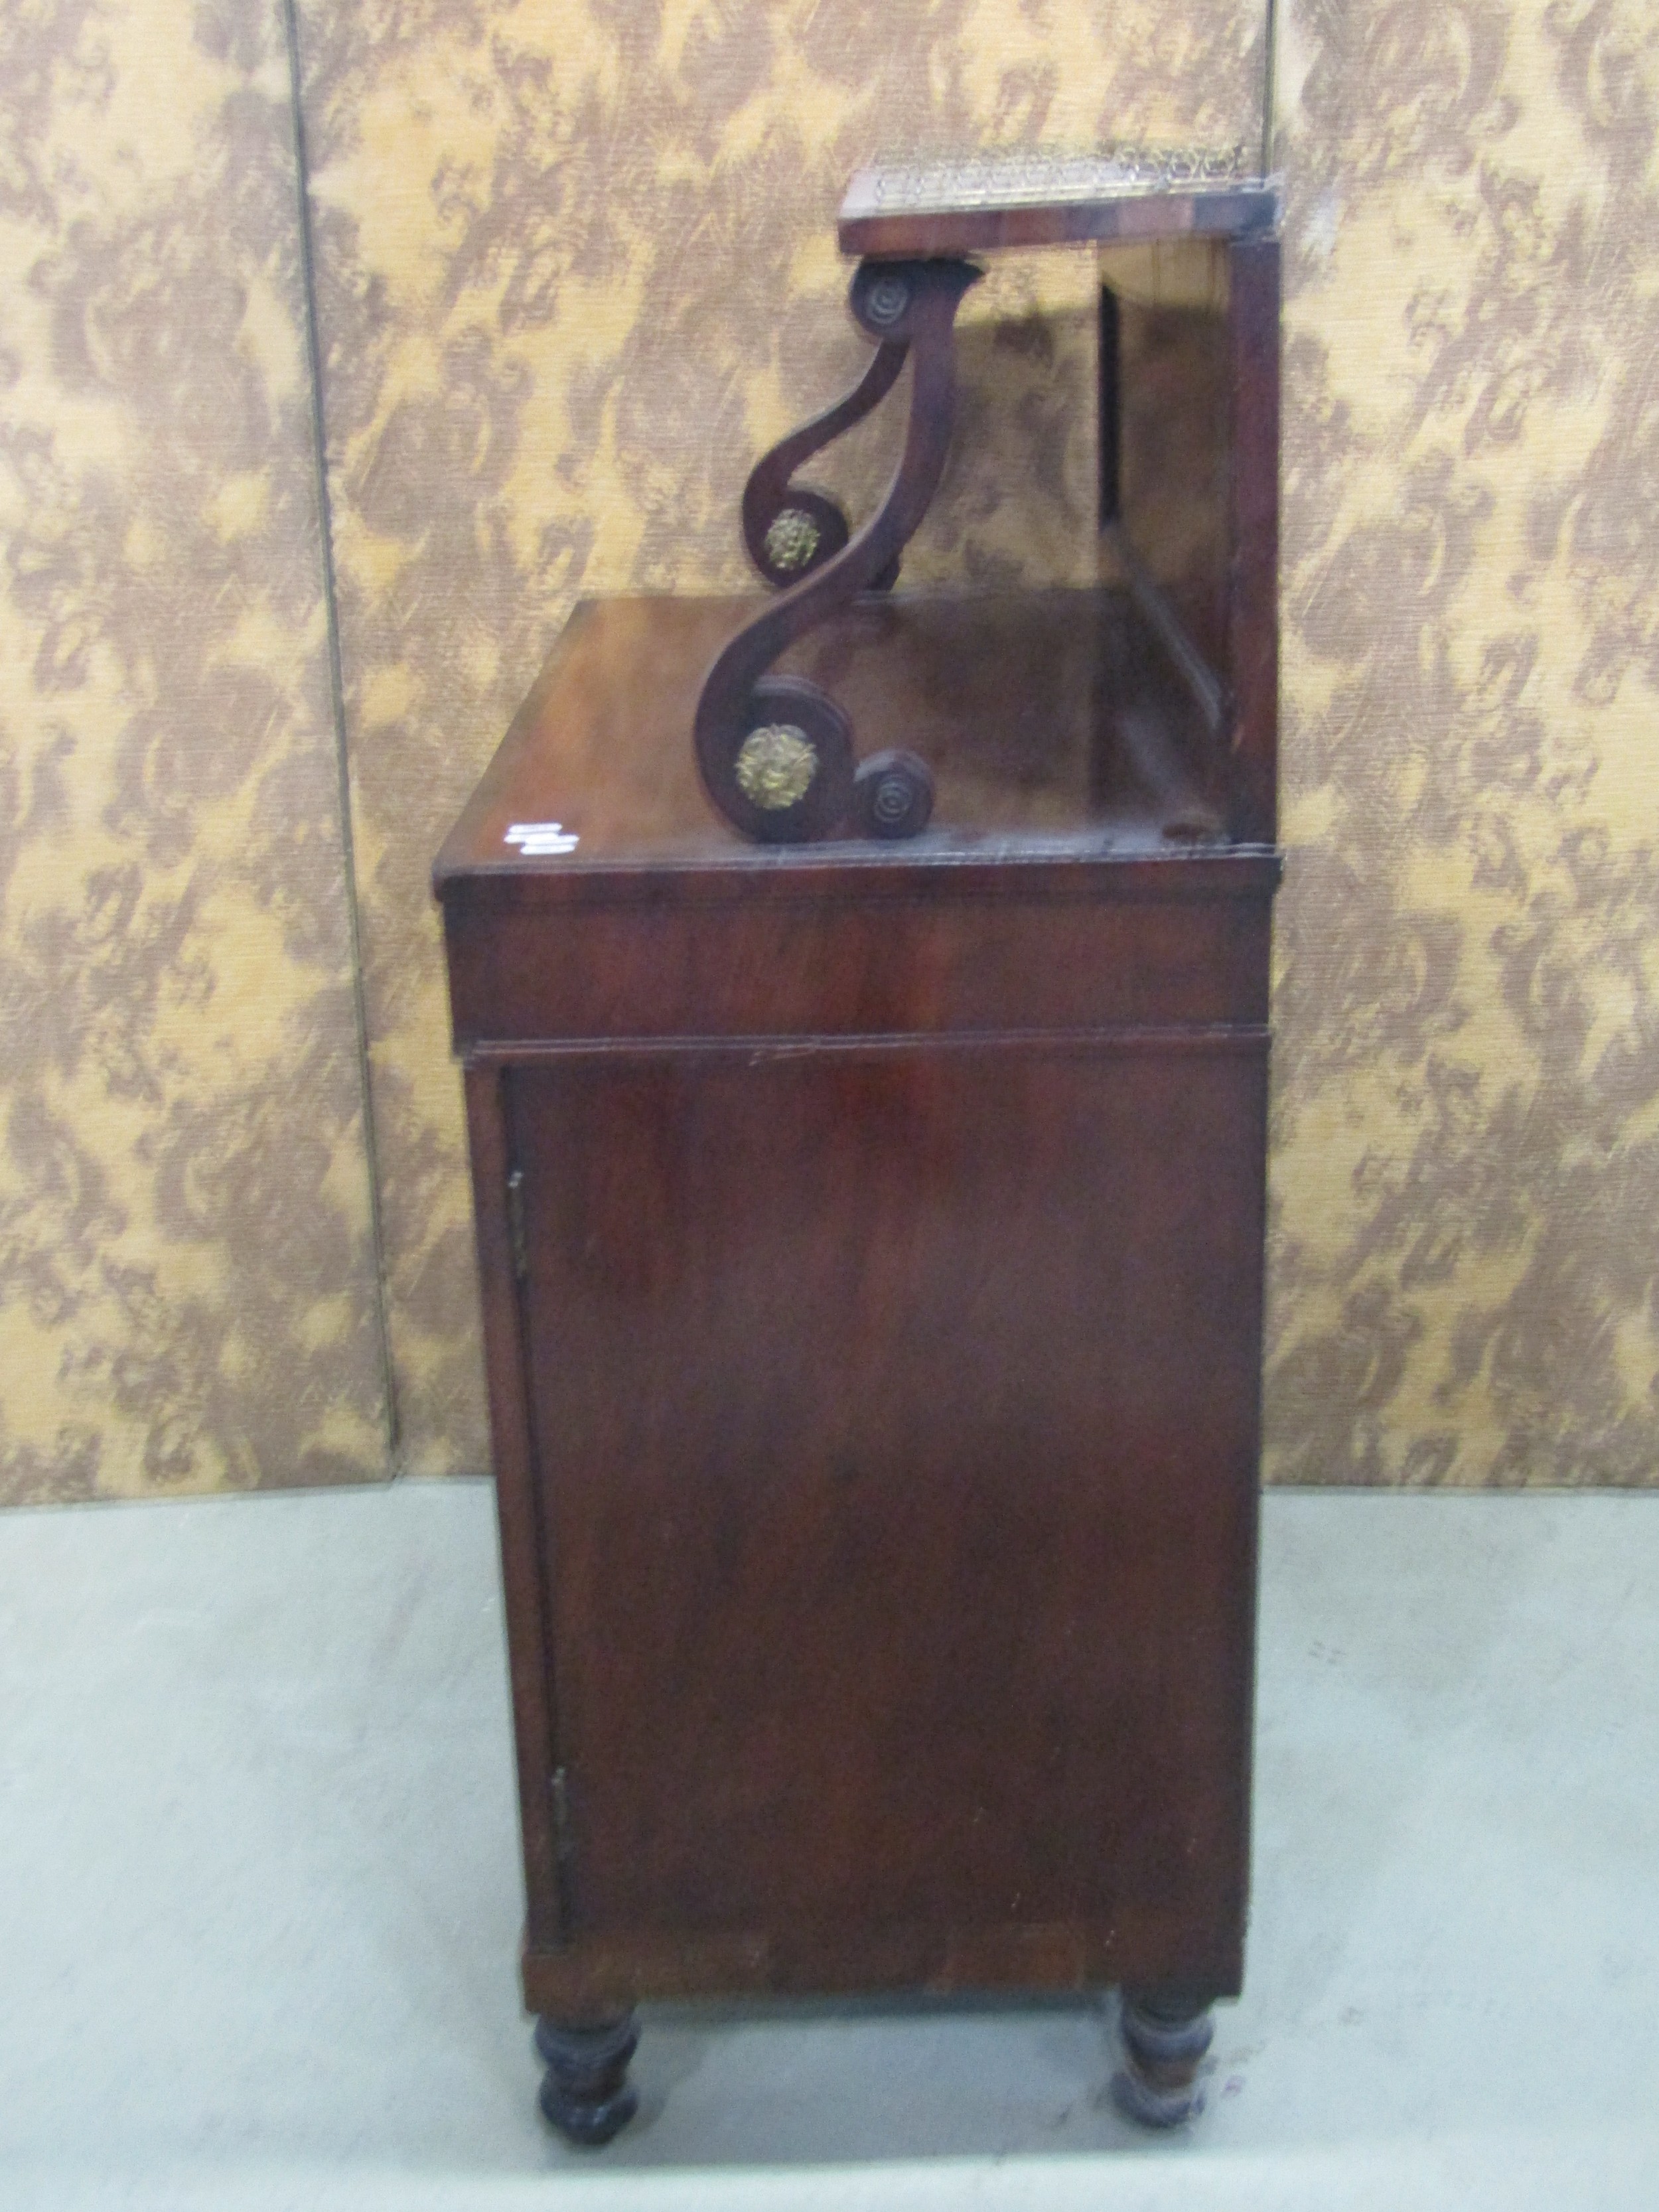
[697,256,980,846]
[709,674,855,846]
[742,339,906,588]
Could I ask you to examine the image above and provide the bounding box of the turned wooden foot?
[1112,1992,1215,2128]
[535,2012,639,2146]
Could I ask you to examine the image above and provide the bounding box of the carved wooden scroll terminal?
[694,256,981,846]
[741,337,906,590]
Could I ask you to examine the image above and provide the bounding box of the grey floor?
[0,1483,1654,2212]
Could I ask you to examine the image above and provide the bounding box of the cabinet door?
[510,1037,1265,1988]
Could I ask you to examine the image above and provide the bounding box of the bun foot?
[1112,1992,1214,2128]
[536,2012,640,2146]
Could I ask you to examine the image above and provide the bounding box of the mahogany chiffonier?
[435,152,1281,2145]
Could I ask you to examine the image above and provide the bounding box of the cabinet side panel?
[515,1039,1265,1984]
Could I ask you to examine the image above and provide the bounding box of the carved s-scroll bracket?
[697,256,981,846]
[742,338,906,589]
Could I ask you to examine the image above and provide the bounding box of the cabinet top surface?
[838,150,1277,257]
[434,590,1279,908]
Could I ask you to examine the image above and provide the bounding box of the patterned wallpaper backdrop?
[2,0,1655,1503]
[0,0,386,1502]
[1268,0,1659,1483]
[293,0,1267,1476]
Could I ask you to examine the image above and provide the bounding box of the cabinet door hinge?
[506,1165,529,1281]
[550,1765,574,1860]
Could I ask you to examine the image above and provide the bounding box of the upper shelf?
[838,149,1279,259]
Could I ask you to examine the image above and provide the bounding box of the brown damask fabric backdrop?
[0,0,386,1501]
[1268,0,1659,1483]
[2,0,1655,1502]
[292,0,1266,1476]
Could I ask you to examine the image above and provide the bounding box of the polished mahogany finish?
[439,611,1278,2123]
[1114,1992,1218,2126]
[697,160,1280,851]
[534,2013,639,2146]
[695,258,981,844]
[740,339,906,589]
[438,167,1281,2143]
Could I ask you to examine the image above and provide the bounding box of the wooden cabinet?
[510,1034,1265,1959]
[436,155,1281,2144]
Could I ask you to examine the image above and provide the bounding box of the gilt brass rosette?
[735,723,818,809]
